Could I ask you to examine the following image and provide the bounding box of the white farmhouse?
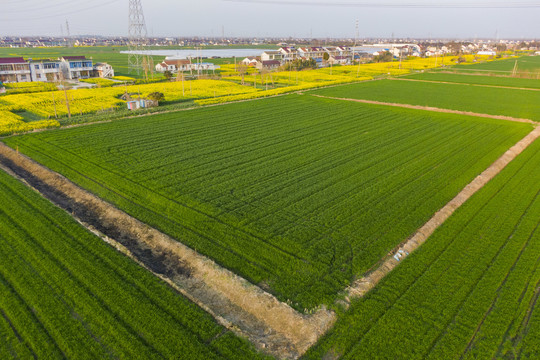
[261,51,284,62]
[155,59,191,73]
[93,62,115,78]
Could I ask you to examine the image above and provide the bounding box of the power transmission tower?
[65,20,71,47]
[128,0,148,75]
[352,19,359,64]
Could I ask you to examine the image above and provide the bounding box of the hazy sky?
[1,0,539,39]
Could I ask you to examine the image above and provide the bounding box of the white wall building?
[155,59,191,72]
[93,62,115,78]
[261,51,284,62]
[0,57,30,83]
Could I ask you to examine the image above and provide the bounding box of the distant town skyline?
[1,0,539,39]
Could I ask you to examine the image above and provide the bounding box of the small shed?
[126,99,159,111]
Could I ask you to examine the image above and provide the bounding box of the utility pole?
[128,0,148,75]
[52,91,57,118]
[62,80,71,118]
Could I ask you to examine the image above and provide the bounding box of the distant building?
[279,47,299,61]
[0,56,113,83]
[240,57,260,67]
[93,62,115,78]
[0,57,30,83]
[29,59,61,82]
[155,59,191,72]
[477,50,496,56]
[256,60,281,70]
[60,56,94,79]
[261,51,284,62]
[190,62,220,72]
[329,55,350,65]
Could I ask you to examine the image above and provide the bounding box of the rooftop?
[0,57,26,64]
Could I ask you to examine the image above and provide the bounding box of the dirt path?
[311,94,539,125]
[426,70,530,79]
[391,77,540,92]
[347,126,540,299]
[0,143,336,360]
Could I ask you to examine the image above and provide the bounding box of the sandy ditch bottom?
[0,143,336,360]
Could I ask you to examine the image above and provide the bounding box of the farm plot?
[0,168,266,359]
[3,94,532,310]
[405,72,540,89]
[310,79,540,121]
[453,55,540,73]
[304,133,540,360]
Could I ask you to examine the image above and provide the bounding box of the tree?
[147,92,164,101]
[282,58,317,71]
[446,41,462,55]
[323,52,330,62]
[373,51,393,63]
[236,63,248,85]
[163,70,173,81]
[496,43,507,52]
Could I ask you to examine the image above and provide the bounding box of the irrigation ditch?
[0,143,336,360]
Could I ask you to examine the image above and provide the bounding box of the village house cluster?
[0,56,114,83]
[240,45,423,70]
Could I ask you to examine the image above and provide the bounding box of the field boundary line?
[0,143,336,360]
[347,125,540,299]
[390,77,540,92]
[423,70,537,79]
[311,94,539,125]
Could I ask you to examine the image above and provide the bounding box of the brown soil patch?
[347,126,540,299]
[311,94,539,125]
[0,143,336,359]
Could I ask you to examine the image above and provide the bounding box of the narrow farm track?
[391,77,540,92]
[347,125,540,300]
[310,94,539,125]
[0,143,336,360]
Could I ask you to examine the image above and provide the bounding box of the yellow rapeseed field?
[0,110,59,135]
[0,79,260,118]
[0,54,497,134]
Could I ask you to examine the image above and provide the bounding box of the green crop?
[3,94,531,310]
[304,137,540,360]
[310,79,540,121]
[453,55,540,72]
[406,72,540,89]
[0,169,267,359]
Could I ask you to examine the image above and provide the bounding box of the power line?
[0,0,122,21]
[224,0,540,8]
[2,1,78,14]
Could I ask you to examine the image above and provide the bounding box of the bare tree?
[237,63,248,85]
